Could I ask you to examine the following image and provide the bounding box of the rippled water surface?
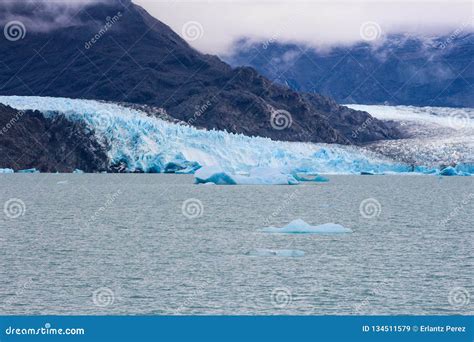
[0,174,472,315]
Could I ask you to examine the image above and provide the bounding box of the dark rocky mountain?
[0,0,400,145]
[227,34,474,108]
[0,104,108,172]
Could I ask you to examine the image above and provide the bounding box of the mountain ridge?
[226,33,474,108]
[0,0,400,144]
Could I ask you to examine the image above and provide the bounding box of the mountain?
[0,103,108,172]
[0,0,400,145]
[226,33,474,108]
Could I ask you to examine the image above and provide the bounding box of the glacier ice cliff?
[0,96,468,175]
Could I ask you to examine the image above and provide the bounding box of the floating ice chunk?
[261,219,353,234]
[0,168,14,174]
[164,155,201,174]
[73,169,84,174]
[292,173,329,182]
[56,180,68,184]
[17,168,39,173]
[246,248,305,257]
[195,166,237,185]
[194,166,298,185]
[440,166,457,176]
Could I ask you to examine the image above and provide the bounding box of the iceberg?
[73,169,84,174]
[17,168,39,173]
[0,168,14,174]
[194,166,237,185]
[292,173,329,182]
[246,248,305,257]
[440,166,457,176]
[194,166,299,185]
[261,219,353,234]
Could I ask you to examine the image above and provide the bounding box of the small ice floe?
[0,168,14,174]
[56,180,68,185]
[261,219,353,234]
[439,166,470,176]
[293,173,329,182]
[194,166,299,185]
[246,248,305,257]
[17,168,39,173]
[73,169,84,174]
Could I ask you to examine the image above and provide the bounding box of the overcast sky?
[134,0,474,55]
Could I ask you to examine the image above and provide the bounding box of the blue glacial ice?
[246,248,305,257]
[261,219,353,234]
[0,96,439,175]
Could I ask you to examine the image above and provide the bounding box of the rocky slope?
[0,104,108,172]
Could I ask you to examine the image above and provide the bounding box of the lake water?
[0,174,472,315]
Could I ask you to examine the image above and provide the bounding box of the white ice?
[261,219,353,234]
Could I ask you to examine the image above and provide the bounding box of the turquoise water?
[0,174,472,315]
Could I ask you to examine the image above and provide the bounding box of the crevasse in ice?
[0,96,415,174]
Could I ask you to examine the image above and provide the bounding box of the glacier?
[0,96,469,176]
[0,96,413,175]
[347,104,474,169]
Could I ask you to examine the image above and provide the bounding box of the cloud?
[133,0,474,55]
[0,0,109,32]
